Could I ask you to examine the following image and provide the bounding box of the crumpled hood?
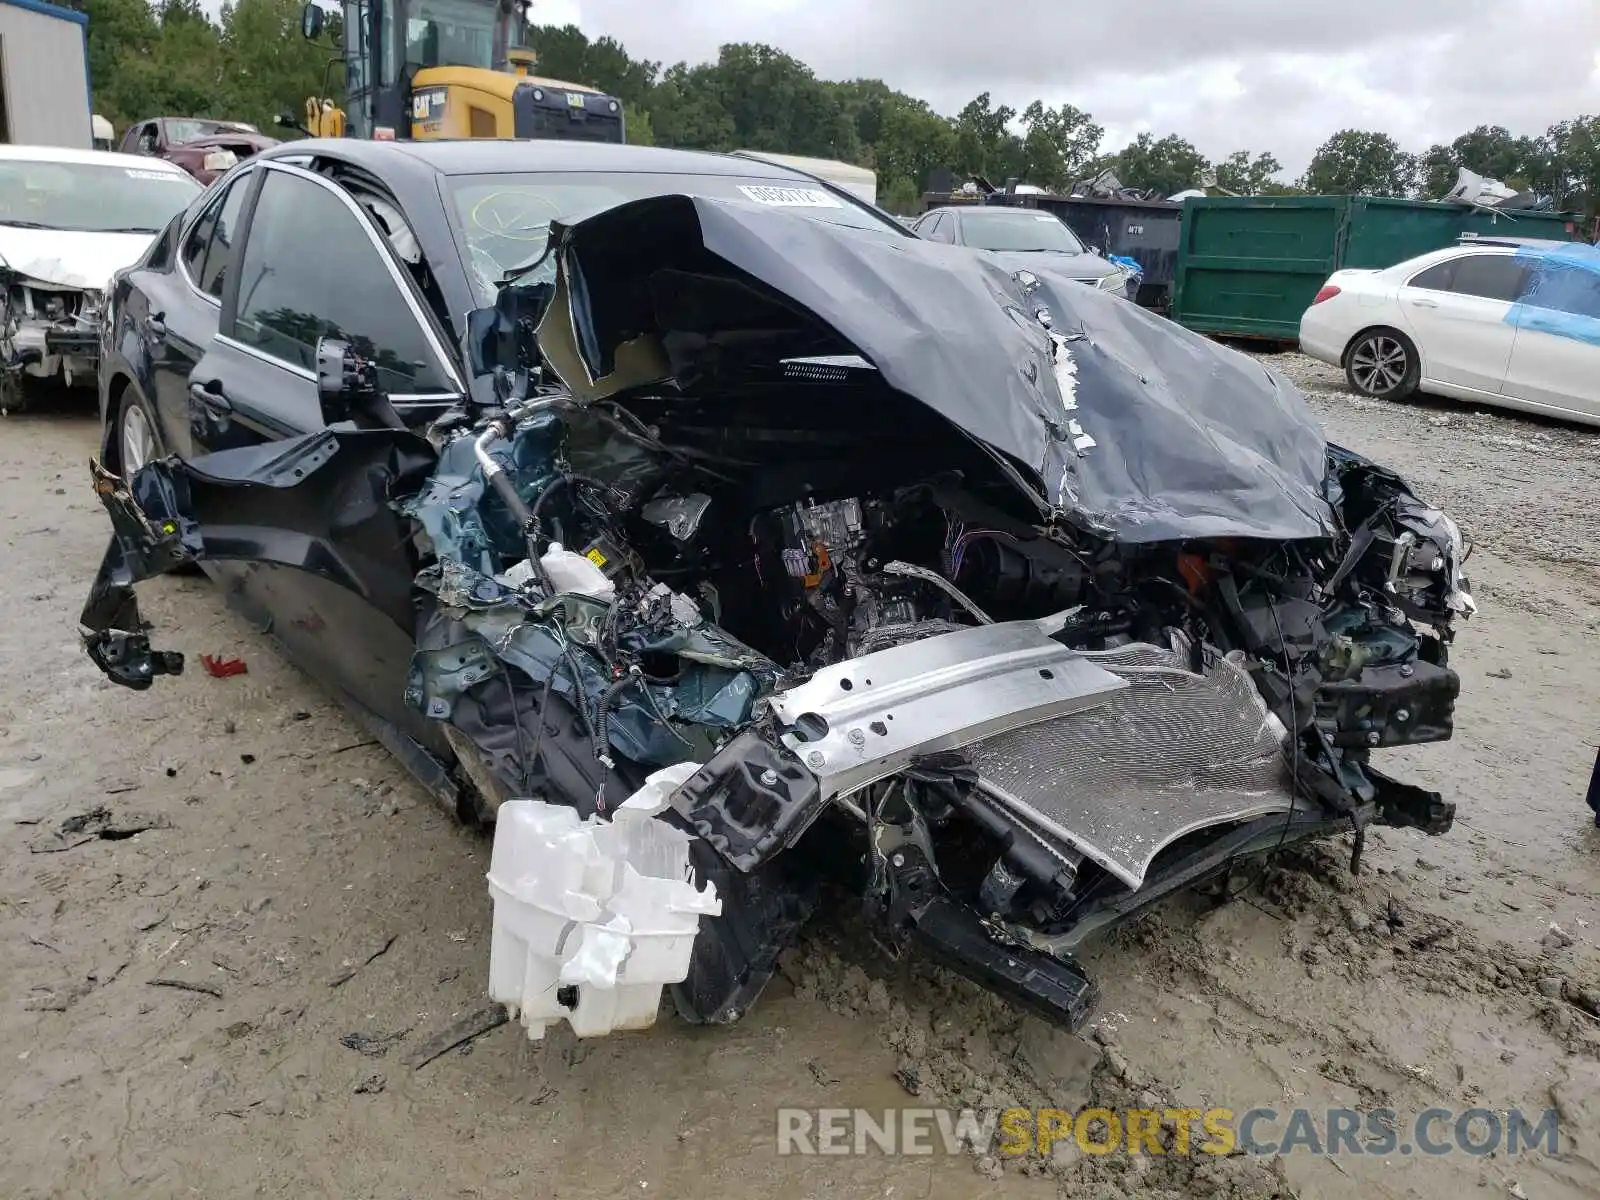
[0,225,154,290]
[537,194,1337,545]
[978,247,1120,283]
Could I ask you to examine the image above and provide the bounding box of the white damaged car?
[0,144,202,410]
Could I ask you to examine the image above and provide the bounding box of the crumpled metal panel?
[409,556,780,768]
[402,413,565,576]
[967,639,1294,890]
[544,193,1339,543]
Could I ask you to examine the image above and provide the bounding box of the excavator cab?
[299,0,625,143]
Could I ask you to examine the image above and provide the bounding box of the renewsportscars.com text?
[775,1106,1562,1158]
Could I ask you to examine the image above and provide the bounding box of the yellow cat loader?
[297,0,625,143]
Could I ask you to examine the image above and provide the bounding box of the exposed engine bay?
[78,191,1475,1033]
[1,270,102,403]
[404,370,1467,1028]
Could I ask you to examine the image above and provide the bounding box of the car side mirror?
[314,337,380,425]
[300,2,325,40]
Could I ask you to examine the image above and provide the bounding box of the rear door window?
[228,168,453,394]
[1407,259,1457,292]
[1444,254,1529,302]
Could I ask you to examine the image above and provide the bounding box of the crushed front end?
[78,194,1474,1034]
[2,268,102,401]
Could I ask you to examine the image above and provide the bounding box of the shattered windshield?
[0,160,202,234]
[167,119,251,145]
[960,210,1087,254]
[448,170,905,302]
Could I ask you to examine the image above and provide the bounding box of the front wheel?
[114,386,204,576]
[1345,329,1419,401]
[116,389,160,474]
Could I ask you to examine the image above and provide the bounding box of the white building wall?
[0,2,91,149]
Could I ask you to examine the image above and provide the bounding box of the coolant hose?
[527,472,609,538]
[473,420,557,595]
[473,422,536,526]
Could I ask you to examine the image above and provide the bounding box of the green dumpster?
[1169,196,1584,341]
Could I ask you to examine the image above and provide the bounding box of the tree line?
[79,0,335,137]
[73,0,1600,216]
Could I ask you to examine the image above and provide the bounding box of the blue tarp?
[1506,243,1600,348]
[1107,254,1144,280]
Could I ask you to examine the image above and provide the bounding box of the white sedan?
[0,143,202,407]
[1298,236,1600,428]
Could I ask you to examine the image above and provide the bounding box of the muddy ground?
[1,354,1597,1200]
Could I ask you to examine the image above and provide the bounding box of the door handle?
[188,379,232,414]
[1411,297,1440,308]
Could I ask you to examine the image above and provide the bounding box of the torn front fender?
[80,428,436,690]
[80,459,197,688]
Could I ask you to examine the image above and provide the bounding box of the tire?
[1344,328,1420,401]
[113,385,204,576]
[113,385,163,476]
[2,374,75,416]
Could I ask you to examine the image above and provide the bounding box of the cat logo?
[411,88,447,121]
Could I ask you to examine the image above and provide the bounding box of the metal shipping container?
[1170,195,1583,341]
[0,0,92,148]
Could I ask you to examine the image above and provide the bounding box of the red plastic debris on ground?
[200,655,248,679]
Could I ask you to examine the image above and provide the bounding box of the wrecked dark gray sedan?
[81,139,1474,1034]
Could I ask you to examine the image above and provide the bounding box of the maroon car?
[119,117,280,184]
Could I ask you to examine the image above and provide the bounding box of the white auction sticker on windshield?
[125,168,187,182]
[737,185,842,209]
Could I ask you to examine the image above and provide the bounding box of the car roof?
[921,204,1050,219]
[1398,238,1600,271]
[259,138,821,180]
[1391,243,1514,271]
[0,143,191,174]
[960,205,1053,216]
[1456,235,1570,251]
[1462,236,1600,264]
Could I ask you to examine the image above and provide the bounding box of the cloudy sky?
[534,0,1600,176]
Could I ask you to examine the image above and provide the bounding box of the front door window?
[230,169,452,395]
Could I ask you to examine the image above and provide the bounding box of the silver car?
[911,204,1135,299]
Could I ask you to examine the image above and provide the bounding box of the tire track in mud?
[787,836,1600,1198]
[781,922,1298,1197]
